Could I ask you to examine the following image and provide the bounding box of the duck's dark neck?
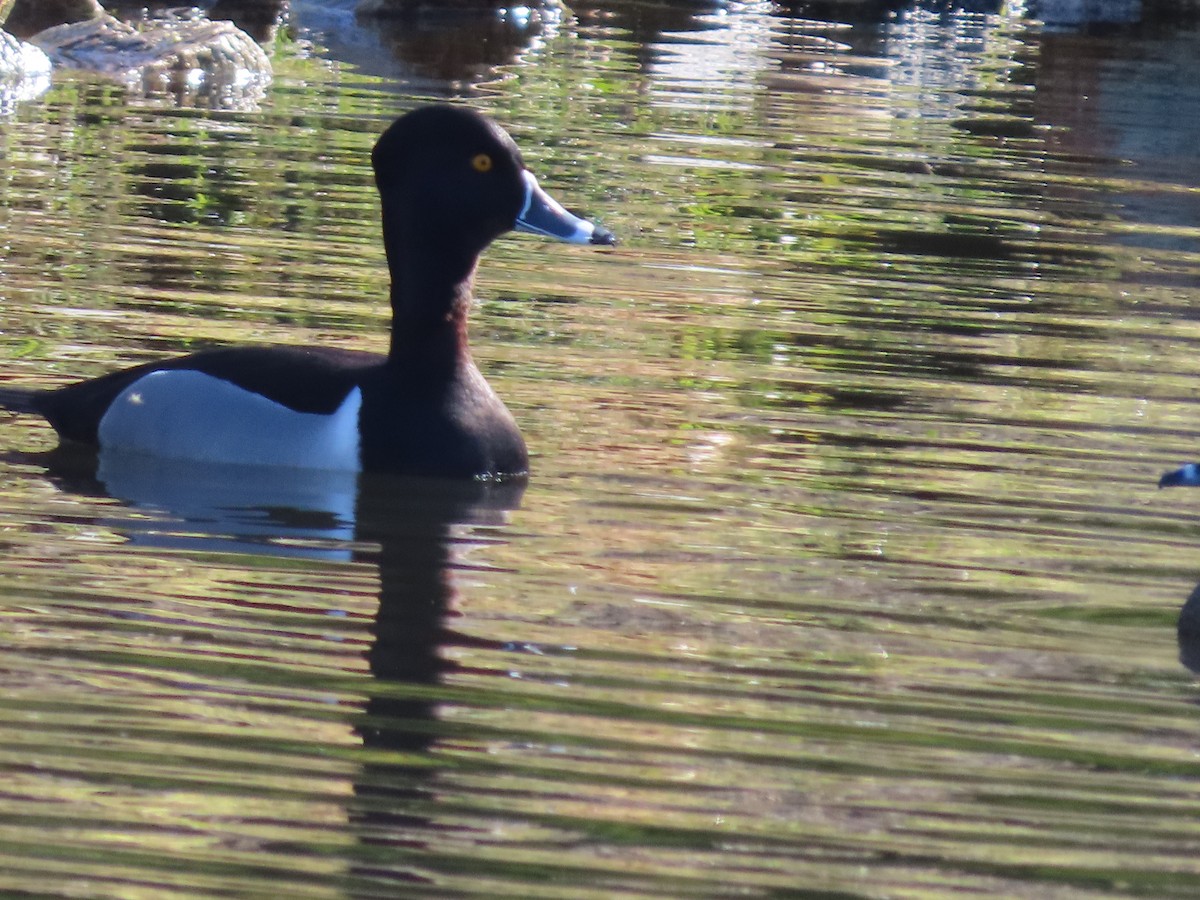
[382,208,481,375]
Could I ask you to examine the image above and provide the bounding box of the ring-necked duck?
[0,104,614,479]
[1160,464,1200,488]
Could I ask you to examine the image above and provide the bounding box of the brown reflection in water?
[1032,18,1200,266]
[4,0,100,39]
[368,10,540,86]
[209,0,288,43]
[571,0,725,39]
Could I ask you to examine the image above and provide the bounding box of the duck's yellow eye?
[471,153,493,173]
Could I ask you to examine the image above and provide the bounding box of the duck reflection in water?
[40,445,527,889]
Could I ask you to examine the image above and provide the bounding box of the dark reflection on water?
[208,0,289,43]
[351,477,528,891]
[36,443,531,893]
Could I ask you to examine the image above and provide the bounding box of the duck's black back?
[31,347,375,445]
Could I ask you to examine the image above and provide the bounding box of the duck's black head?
[373,105,614,266]
[373,105,529,257]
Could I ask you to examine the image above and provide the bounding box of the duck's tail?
[0,386,43,416]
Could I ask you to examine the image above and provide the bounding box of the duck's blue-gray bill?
[515,169,615,245]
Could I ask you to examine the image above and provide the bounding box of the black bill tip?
[590,224,616,246]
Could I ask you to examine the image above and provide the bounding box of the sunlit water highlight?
[0,3,1200,897]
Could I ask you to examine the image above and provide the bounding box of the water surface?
[1,3,1200,897]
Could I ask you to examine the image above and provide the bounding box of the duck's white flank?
[97,370,363,471]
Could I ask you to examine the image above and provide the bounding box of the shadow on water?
[29,444,526,890]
